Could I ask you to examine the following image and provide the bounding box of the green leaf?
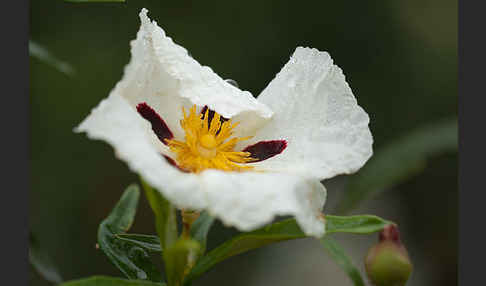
[186,218,304,284]
[336,118,458,214]
[320,237,365,286]
[98,184,163,282]
[29,232,63,283]
[140,178,177,251]
[115,233,206,286]
[29,40,74,75]
[326,215,393,234]
[189,211,215,255]
[65,0,125,3]
[59,276,165,286]
[140,179,180,285]
[164,239,201,286]
[115,234,162,253]
[184,215,390,285]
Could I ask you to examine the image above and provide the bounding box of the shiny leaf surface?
[115,234,162,253]
[98,184,162,282]
[184,214,391,285]
[326,215,393,234]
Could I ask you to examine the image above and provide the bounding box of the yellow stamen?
[166,105,255,173]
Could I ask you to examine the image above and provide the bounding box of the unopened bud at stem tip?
[365,224,412,286]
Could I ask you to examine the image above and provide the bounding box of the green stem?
[140,178,178,250]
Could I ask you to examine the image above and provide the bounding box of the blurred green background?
[30,0,457,285]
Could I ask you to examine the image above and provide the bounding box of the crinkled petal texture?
[76,8,372,238]
[76,94,327,236]
[117,8,272,140]
[76,94,208,209]
[200,171,327,234]
[246,47,373,180]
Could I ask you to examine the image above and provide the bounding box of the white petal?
[246,47,373,180]
[75,10,329,236]
[114,8,272,139]
[75,94,208,210]
[199,170,327,237]
[76,94,326,236]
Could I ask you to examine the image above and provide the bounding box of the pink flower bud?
[365,225,413,286]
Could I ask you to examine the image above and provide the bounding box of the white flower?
[75,8,373,237]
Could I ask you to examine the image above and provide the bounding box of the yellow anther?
[165,105,254,173]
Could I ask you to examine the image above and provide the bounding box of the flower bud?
[365,224,412,286]
[181,209,201,238]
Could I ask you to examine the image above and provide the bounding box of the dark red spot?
[200,105,229,130]
[137,102,173,145]
[162,155,188,173]
[243,140,287,162]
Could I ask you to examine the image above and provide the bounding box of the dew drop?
[225,79,239,88]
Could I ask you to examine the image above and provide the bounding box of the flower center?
[165,105,255,173]
[200,134,217,149]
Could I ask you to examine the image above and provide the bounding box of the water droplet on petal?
[225,79,239,88]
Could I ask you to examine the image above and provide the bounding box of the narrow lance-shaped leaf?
[320,237,365,286]
[29,40,74,75]
[97,184,163,282]
[113,217,217,257]
[29,231,63,283]
[325,215,393,234]
[59,275,166,286]
[336,118,458,214]
[115,234,162,253]
[184,215,392,285]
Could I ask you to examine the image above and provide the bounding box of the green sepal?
[320,237,365,286]
[58,275,166,286]
[365,241,413,286]
[97,184,163,282]
[164,239,201,286]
